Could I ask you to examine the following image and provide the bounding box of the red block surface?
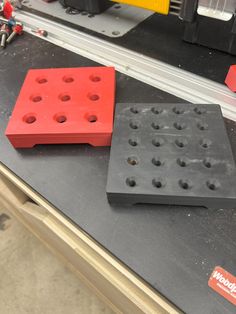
[225,65,236,92]
[5,67,116,148]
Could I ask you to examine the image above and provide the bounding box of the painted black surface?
[107,103,236,208]
[24,6,236,83]
[0,34,236,314]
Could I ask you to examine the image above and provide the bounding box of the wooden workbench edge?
[0,162,181,314]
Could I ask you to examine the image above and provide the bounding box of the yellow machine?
[111,0,171,15]
[64,0,236,55]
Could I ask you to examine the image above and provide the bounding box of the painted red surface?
[5,67,116,148]
[208,266,236,306]
[225,65,236,92]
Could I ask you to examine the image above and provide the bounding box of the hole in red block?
[63,76,74,83]
[54,114,67,123]
[30,95,42,103]
[23,114,36,124]
[36,77,47,84]
[59,94,71,102]
[88,93,100,101]
[90,75,101,82]
[88,115,97,123]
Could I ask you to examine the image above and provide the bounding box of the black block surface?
[107,103,236,208]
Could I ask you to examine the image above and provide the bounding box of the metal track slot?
[169,0,182,16]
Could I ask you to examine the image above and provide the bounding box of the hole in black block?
[179,179,192,190]
[203,158,214,168]
[173,107,185,114]
[200,139,212,149]
[127,156,138,166]
[151,122,163,130]
[174,122,187,130]
[130,107,139,114]
[177,158,189,167]
[151,107,163,114]
[129,120,140,129]
[126,177,136,187]
[152,157,164,166]
[152,178,165,188]
[175,138,188,148]
[197,122,208,130]
[128,138,138,147]
[194,107,207,115]
[152,138,164,147]
[206,179,220,191]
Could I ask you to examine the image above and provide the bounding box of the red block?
[5,67,116,148]
[225,65,236,92]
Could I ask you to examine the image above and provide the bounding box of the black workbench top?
[25,6,236,84]
[0,33,235,314]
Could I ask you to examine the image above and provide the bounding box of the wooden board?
[0,163,181,314]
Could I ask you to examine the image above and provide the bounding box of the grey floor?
[0,206,114,314]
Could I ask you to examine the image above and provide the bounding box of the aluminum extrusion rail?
[15,11,236,121]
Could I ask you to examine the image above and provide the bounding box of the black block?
[183,15,236,55]
[59,0,112,14]
[106,103,236,209]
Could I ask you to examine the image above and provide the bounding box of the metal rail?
[15,11,236,121]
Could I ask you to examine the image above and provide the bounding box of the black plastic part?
[179,0,198,23]
[183,15,236,55]
[107,103,236,208]
[59,0,112,14]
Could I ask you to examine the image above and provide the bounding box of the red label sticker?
[208,266,236,306]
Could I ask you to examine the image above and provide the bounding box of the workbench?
[0,10,235,314]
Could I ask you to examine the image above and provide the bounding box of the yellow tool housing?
[111,0,170,15]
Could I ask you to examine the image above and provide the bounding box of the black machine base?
[183,15,236,55]
[59,0,112,14]
[106,103,236,208]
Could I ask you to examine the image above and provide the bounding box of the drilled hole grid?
[5,67,115,148]
[106,104,236,209]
